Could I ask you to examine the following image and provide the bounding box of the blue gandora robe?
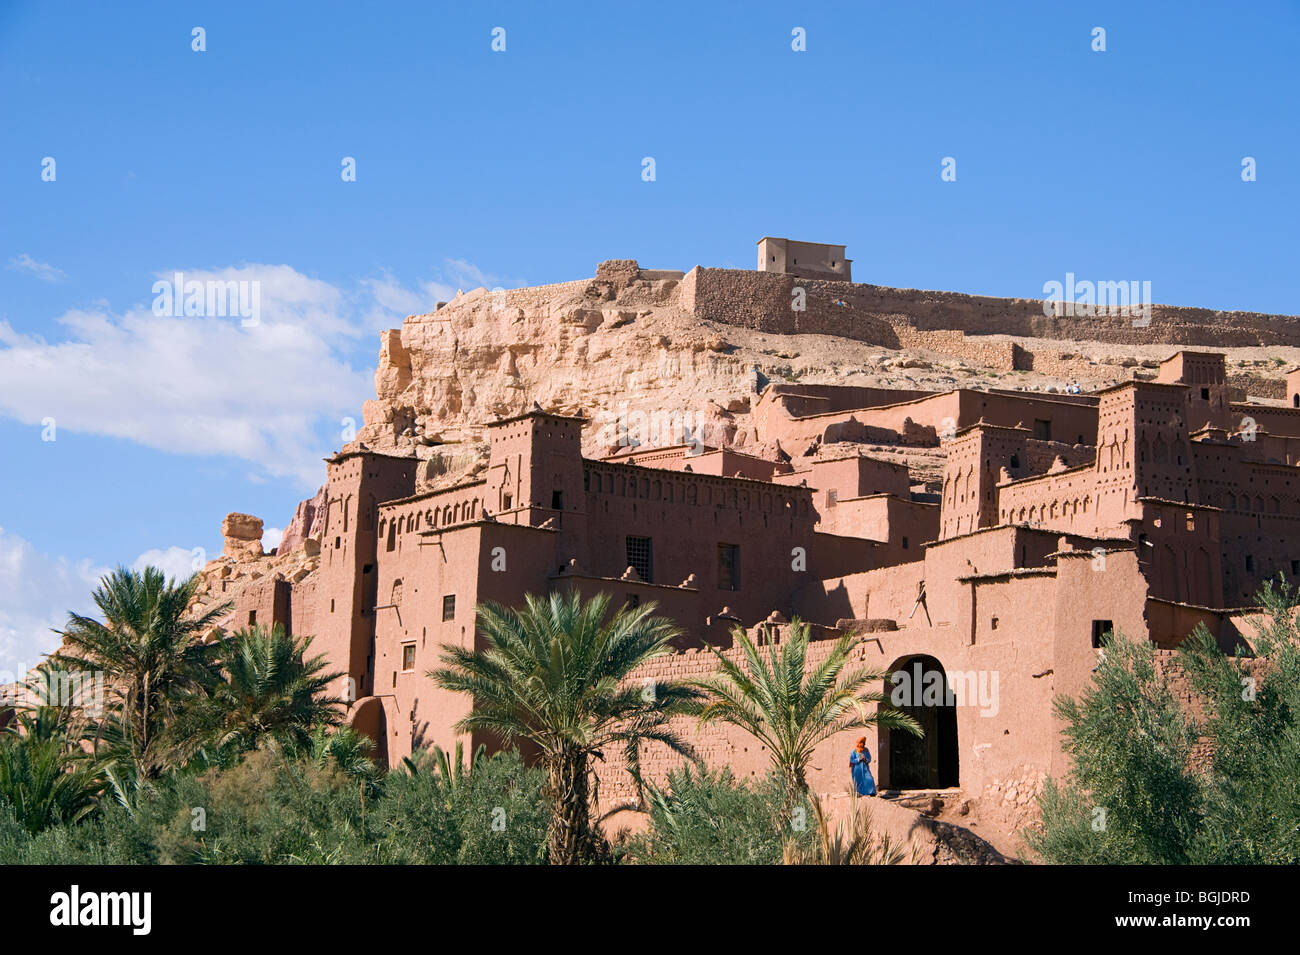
[850,748,876,796]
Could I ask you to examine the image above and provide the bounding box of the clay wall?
[680,266,1300,347]
[816,494,938,559]
[227,577,290,633]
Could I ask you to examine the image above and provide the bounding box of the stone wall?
[681,266,1300,348]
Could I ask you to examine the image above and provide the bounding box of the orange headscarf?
[855,736,867,753]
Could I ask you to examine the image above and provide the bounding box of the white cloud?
[360,260,528,326]
[0,261,512,487]
[0,264,376,487]
[0,526,108,679]
[418,259,528,311]
[359,270,438,332]
[131,546,202,584]
[261,527,283,552]
[7,253,67,283]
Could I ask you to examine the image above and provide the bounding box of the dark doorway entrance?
[883,655,959,789]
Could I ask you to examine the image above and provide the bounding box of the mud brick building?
[225,337,1292,808]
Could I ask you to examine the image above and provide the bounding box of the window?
[626,593,641,608]
[1033,419,1051,441]
[1201,387,1210,400]
[717,543,740,591]
[626,536,653,582]
[248,610,257,626]
[902,536,910,549]
[991,616,999,630]
[1292,560,1300,576]
[401,644,416,672]
[442,595,456,621]
[1010,454,1020,470]
[1245,556,1255,573]
[1091,620,1113,649]
[503,493,513,510]
[551,490,564,510]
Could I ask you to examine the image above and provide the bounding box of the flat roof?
[757,236,847,248]
[959,567,1058,583]
[381,479,487,509]
[325,448,417,465]
[486,407,587,428]
[1095,379,1190,396]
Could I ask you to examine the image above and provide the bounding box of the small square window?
[442,595,456,621]
[401,644,416,672]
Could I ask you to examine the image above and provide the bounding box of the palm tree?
[430,591,703,865]
[0,707,104,834]
[690,619,923,815]
[310,724,378,781]
[177,624,343,758]
[55,566,228,778]
[401,740,494,809]
[310,725,380,828]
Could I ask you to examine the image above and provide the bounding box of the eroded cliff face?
[352,267,760,488]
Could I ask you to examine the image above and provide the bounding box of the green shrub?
[375,749,548,864]
[623,766,810,865]
[1029,582,1300,864]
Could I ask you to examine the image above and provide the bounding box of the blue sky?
[1,0,1297,675]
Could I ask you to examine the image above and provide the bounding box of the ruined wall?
[681,267,1300,347]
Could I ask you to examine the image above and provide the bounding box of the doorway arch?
[879,655,960,789]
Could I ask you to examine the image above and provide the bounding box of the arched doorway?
[880,655,959,790]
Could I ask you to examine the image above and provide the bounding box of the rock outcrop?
[278,485,326,556]
[221,513,264,560]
